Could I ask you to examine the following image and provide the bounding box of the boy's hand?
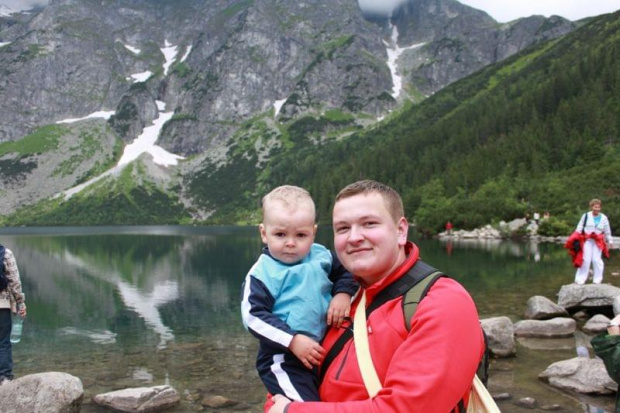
[289,334,325,369]
[327,292,351,328]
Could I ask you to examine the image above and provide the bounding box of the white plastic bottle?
[10,305,24,344]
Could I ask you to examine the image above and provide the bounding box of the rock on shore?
[92,385,180,412]
[0,372,83,412]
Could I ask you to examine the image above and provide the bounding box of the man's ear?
[259,223,268,244]
[397,217,409,246]
[313,224,318,235]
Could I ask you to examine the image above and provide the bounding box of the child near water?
[240,185,358,401]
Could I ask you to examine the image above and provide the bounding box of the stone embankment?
[482,283,620,409]
[438,217,620,245]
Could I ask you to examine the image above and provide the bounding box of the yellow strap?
[353,290,383,397]
[467,374,501,413]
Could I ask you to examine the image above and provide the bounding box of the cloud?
[358,0,408,16]
[1,0,48,11]
[357,0,620,22]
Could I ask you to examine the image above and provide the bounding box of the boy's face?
[332,191,408,286]
[259,201,317,264]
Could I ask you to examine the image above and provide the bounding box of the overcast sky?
[359,0,620,22]
[457,0,620,22]
[2,0,619,22]
[1,0,47,10]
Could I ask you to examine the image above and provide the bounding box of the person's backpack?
[0,245,7,290]
[400,262,490,387]
[320,259,490,410]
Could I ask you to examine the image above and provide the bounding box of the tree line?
[263,11,620,235]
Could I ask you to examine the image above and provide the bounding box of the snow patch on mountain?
[123,43,141,54]
[59,101,184,199]
[273,98,287,117]
[385,24,425,99]
[130,71,153,83]
[180,45,192,62]
[161,40,178,76]
[56,110,115,124]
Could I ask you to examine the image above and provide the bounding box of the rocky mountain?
[390,0,576,94]
[0,0,577,223]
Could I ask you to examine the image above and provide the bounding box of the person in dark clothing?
[0,245,27,384]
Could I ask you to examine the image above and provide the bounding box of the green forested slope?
[4,12,620,230]
[263,10,620,234]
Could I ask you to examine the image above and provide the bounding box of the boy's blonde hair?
[262,185,316,221]
[335,180,404,223]
[589,198,602,208]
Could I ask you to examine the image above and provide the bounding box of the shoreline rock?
[0,372,83,412]
[92,385,180,413]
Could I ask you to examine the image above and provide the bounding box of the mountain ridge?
[0,0,585,225]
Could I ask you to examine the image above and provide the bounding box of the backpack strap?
[319,259,440,381]
[402,270,444,331]
[582,213,588,234]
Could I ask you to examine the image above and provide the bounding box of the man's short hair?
[262,185,316,220]
[335,180,404,223]
[589,198,602,208]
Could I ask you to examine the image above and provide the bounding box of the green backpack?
[401,262,490,388]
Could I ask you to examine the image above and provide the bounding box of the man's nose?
[348,226,363,243]
[285,238,296,247]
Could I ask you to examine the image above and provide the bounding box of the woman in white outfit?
[575,199,614,284]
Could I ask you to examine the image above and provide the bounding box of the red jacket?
[564,231,610,267]
[278,242,485,413]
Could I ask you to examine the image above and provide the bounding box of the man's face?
[259,202,317,264]
[332,192,408,286]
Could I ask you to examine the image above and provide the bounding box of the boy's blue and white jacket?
[241,243,358,352]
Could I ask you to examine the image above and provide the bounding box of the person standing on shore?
[0,244,27,384]
[573,199,613,285]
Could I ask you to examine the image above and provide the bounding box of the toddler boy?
[241,185,358,401]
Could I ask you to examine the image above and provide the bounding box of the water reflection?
[117,280,178,349]
[576,346,590,358]
[0,226,263,348]
[0,226,616,412]
[61,247,179,348]
[59,327,117,345]
[438,236,546,261]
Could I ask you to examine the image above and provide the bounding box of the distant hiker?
[0,244,27,384]
[569,199,613,284]
[445,220,453,235]
[240,185,358,401]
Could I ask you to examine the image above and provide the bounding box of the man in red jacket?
[267,180,485,413]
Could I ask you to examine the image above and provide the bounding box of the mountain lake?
[0,225,616,412]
